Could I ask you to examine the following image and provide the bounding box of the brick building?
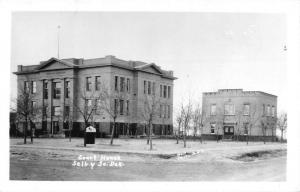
[13,55,176,137]
[202,89,277,141]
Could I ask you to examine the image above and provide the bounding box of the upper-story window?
[86,99,92,107]
[144,81,147,94]
[64,106,70,117]
[267,105,271,116]
[147,81,151,95]
[114,99,118,114]
[152,82,155,95]
[263,104,266,116]
[160,85,162,97]
[120,77,125,92]
[95,76,101,91]
[167,86,171,98]
[115,76,119,91]
[126,100,130,115]
[126,78,130,92]
[210,104,216,116]
[86,77,92,91]
[53,82,61,99]
[53,106,61,116]
[31,81,36,94]
[120,99,124,115]
[243,104,250,116]
[65,81,70,98]
[224,104,235,115]
[271,106,276,117]
[163,85,167,98]
[43,81,48,99]
[24,81,30,92]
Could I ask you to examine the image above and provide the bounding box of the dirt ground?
[10,138,287,181]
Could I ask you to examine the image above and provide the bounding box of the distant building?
[13,55,176,137]
[202,89,277,141]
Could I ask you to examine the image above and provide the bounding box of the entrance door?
[224,126,234,136]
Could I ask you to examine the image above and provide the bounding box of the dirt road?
[10,147,286,181]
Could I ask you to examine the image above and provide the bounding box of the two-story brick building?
[202,89,277,141]
[14,55,176,137]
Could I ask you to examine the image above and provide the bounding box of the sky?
[10,12,287,113]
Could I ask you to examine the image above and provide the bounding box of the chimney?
[17,65,23,72]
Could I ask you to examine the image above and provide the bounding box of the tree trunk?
[149,122,153,150]
[176,134,179,144]
[183,126,186,148]
[147,125,149,145]
[24,118,27,144]
[69,123,72,142]
[281,130,283,143]
[110,120,116,145]
[30,123,33,143]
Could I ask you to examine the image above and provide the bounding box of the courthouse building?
[14,55,176,137]
[202,89,277,141]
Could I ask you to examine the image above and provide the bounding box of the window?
[65,106,70,117]
[65,81,70,98]
[160,105,163,118]
[86,77,92,91]
[164,105,167,118]
[243,104,250,116]
[95,76,101,91]
[126,100,129,115]
[115,76,119,91]
[160,85,162,97]
[95,99,101,114]
[224,104,235,115]
[163,85,167,98]
[53,82,61,99]
[167,105,170,118]
[267,105,271,116]
[43,106,48,117]
[152,82,155,95]
[31,81,36,94]
[210,104,216,116]
[144,81,147,94]
[262,104,266,116]
[126,78,130,92]
[31,101,37,113]
[243,123,249,135]
[210,123,216,134]
[43,81,48,99]
[120,77,125,92]
[167,86,171,99]
[147,81,151,95]
[24,81,29,92]
[120,99,124,115]
[53,106,61,116]
[114,99,118,113]
[271,106,275,117]
[86,99,92,107]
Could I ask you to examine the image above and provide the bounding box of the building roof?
[203,89,277,98]
[14,55,177,80]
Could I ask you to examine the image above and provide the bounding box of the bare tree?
[139,94,161,150]
[260,118,268,144]
[277,112,287,143]
[235,109,244,142]
[12,87,42,144]
[73,90,101,129]
[182,100,193,148]
[245,104,260,145]
[192,103,200,140]
[175,107,184,144]
[214,106,224,142]
[98,84,126,145]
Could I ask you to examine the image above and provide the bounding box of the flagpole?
[57,25,60,59]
